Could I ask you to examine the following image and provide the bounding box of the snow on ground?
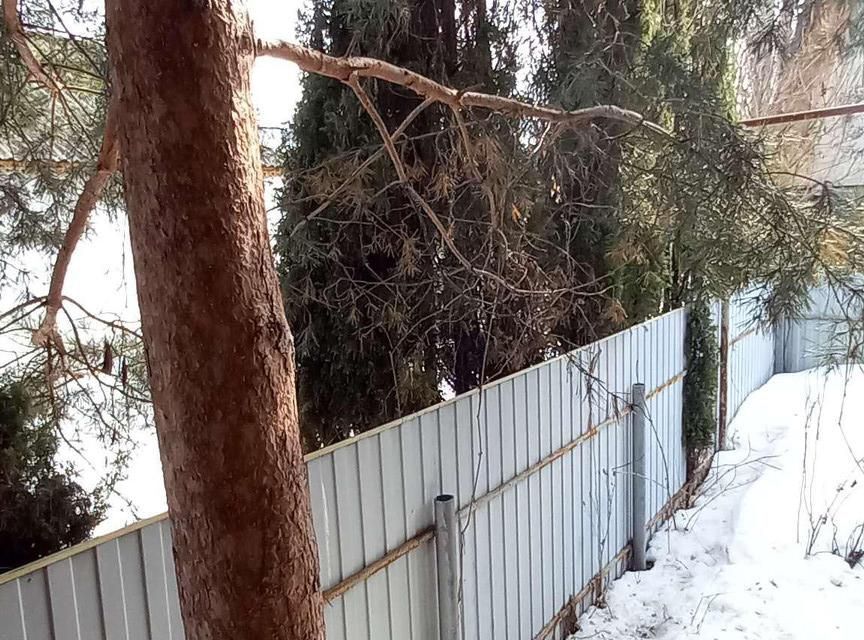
[574,367,864,639]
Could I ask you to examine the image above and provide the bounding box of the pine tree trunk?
[105,2,325,639]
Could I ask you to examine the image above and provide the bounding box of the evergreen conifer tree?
[0,381,101,571]
[278,0,532,445]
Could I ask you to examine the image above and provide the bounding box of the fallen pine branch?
[257,39,669,137]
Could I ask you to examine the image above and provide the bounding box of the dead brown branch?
[3,0,122,347]
[2,0,63,91]
[346,73,489,284]
[257,39,668,136]
[289,97,434,239]
[345,74,574,297]
[346,73,407,181]
[31,100,119,349]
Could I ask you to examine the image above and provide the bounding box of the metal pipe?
[773,315,787,375]
[631,383,648,571]
[717,300,730,451]
[435,494,460,640]
[740,101,864,127]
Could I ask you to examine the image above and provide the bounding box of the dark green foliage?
[0,382,102,571]
[682,298,718,454]
[277,0,451,447]
[528,0,841,321]
[279,0,551,447]
[529,0,642,342]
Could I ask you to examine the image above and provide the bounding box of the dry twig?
[346,73,585,297]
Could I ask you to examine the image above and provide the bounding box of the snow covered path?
[574,368,864,639]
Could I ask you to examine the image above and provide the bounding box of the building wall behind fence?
[0,304,770,640]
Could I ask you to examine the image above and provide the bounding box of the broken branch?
[345,74,574,297]
[4,0,121,347]
[258,39,669,136]
[31,100,120,348]
[289,97,434,239]
[3,0,63,92]
[346,73,408,182]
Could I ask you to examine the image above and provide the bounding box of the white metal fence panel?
[0,516,184,640]
[3,305,753,640]
[777,282,864,372]
[726,292,775,425]
[455,309,687,640]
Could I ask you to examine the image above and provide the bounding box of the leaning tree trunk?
[105,2,325,638]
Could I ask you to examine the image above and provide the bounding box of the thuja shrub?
[683,297,718,472]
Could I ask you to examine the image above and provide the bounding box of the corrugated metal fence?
[776,282,864,373]
[0,303,776,640]
[726,292,776,424]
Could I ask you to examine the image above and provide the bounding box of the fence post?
[784,318,802,373]
[435,494,460,640]
[717,299,730,450]
[631,383,648,571]
[773,314,786,374]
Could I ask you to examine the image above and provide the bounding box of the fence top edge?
[1,307,689,586]
[0,511,170,586]
[306,305,687,463]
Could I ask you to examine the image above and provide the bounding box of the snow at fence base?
[575,367,864,640]
[0,303,777,640]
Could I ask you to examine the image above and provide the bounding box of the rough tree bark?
[104,1,325,639]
